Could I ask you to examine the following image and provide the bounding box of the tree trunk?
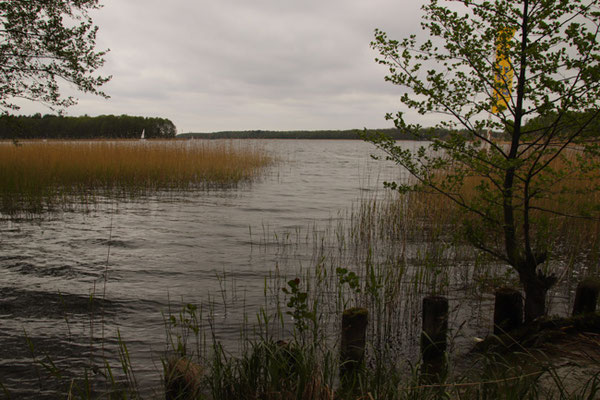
[523,282,546,322]
[521,269,554,322]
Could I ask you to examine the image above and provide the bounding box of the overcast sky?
[17,0,431,134]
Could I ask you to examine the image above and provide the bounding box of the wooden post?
[493,287,523,335]
[572,277,600,316]
[420,296,448,382]
[340,307,368,380]
[165,357,203,400]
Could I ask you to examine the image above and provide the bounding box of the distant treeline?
[0,114,177,139]
[177,128,452,140]
[523,110,600,139]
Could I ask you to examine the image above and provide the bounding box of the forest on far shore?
[177,111,600,141]
[176,128,450,140]
[0,114,177,139]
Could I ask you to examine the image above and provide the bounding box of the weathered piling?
[572,277,600,316]
[420,296,448,382]
[340,307,368,380]
[493,287,523,335]
[165,357,203,400]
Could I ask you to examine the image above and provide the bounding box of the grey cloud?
[17,0,427,132]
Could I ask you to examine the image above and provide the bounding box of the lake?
[0,139,576,398]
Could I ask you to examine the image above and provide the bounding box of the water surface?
[0,139,409,397]
[0,139,578,397]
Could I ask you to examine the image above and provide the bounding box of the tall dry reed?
[0,140,273,216]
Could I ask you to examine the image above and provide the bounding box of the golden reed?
[0,140,273,215]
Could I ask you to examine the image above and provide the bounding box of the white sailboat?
[141,129,145,140]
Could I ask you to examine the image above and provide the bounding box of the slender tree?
[366,0,600,321]
[0,0,110,112]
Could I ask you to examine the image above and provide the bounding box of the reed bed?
[397,146,600,277]
[164,189,597,399]
[11,185,600,399]
[0,140,273,216]
[5,143,600,399]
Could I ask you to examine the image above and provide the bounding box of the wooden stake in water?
[493,287,523,335]
[572,277,600,316]
[420,296,448,382]
[340,307,368,380]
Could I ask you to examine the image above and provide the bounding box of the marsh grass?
[5,143,600,398]
[173,181,598,399]
[0,140,273,216]
[170,144,599,398]
[159,297,600,400]
[8,182,600,398]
